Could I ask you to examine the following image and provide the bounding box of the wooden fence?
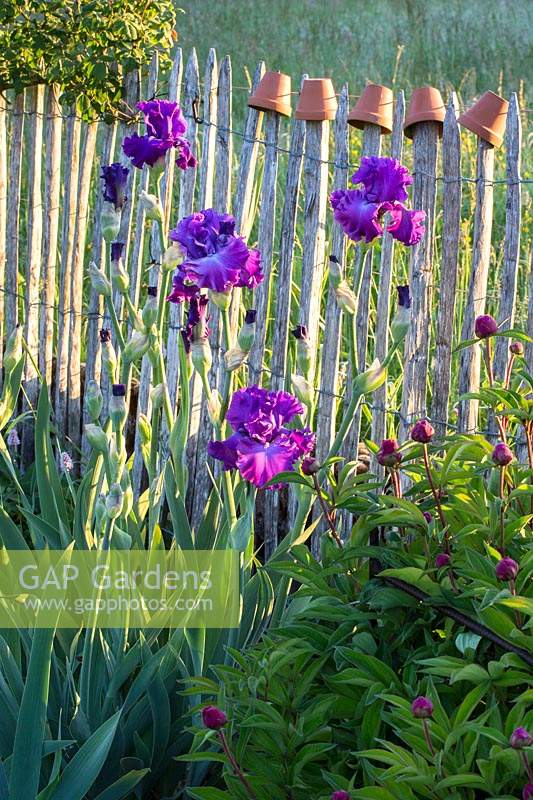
[0,47,531,535]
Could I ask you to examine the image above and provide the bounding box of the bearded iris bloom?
[331,156,425,246]
[123,100,196,171]
[208,386,315,488]
[166,209,263,302]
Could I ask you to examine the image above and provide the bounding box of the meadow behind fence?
[0,46,531,539]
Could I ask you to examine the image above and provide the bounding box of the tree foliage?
[0,0,177,118]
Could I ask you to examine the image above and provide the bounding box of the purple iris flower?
[351,156,413,202]
[122,99,196,171]
[110,241,125,263]
[101,163,129,210]
[387,204,426,246]
[330,189,392,243]
[331,156,425,247]
[208,386,315,488]
[167,209,263,300]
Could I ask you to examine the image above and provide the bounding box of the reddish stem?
[521,751,533,783]
[312,474,343,548]
[499,466,506,554]
[422,719,436,757]
[218,730,257,800]
[422,444,448,545]
[485,339,507,442]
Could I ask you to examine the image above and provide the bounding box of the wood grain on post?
[457,138,495,433]
[371,91,406,472]
[67,121,98,455]
[188,54,232,528]
[0,94,6,387]
[228,61,265,336]
[399,121,439,438]
[39,85,62,386]
[269,86,306,391]
[5,92,25,336]
[316,85,349,461]
[248,111,281,381]
[21,85,45,465]
[299,119,330,382]
[342,123,381,468]
[430,95,461,438]
[198,48,218,209]
[494,93,522,379]
[82,122,116,461]
[55,107,81,432]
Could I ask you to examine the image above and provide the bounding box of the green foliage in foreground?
[184,346,533,799]
[0,0,177,118]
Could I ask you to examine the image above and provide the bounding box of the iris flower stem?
[102,518,115,550]
[201,368,237,528]
[105,295,126,352]
[123,291,143,331]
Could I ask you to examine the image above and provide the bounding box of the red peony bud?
[495,556,519,582]
[410,419,434,444]
[423,511,433,523]
[510,727,532,749]
[523,784,533,800]
[411,696,433,718]
[377,438,402,468]
[301,456,320,475]
[435,552,451,569]
[331,792,351,800]
[202,705,227,730]
[474,314,498,339]
[492,442,513,467]
[510,341,524,356]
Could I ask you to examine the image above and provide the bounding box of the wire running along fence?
[0,47,531,539]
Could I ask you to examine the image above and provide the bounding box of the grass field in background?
[178,0,532,107]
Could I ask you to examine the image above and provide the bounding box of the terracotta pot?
[458,91,508,148]
[295,78,337,121]
[404,86,445,138]
[348,83,393,134]
[248,71,292,117]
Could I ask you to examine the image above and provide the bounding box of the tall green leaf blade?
[92,768,149,800]
[35,387,68,531]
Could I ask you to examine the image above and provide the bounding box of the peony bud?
[110,242,129,293]
[202,705,227,730]
[291,374,314,407]
[89,261,112,297]
[510,341,524,356]
[495,556,519,582]
[331,792,350,800]
[523,785,533,800]
[162,243,183,272]
[3,324,23,373]
[435,552,451,569]
[109,384,127,428]
[411,696,433,719]
[139,190,164,222]
[123,331,150,363]
[100,329,117,380]
[474,314,498,339]
[101,200,121,242]
[410,419,434,444]
[105,483,124,519]
[237,309,257,353]
[352,359,386,395]
[302,456,320,475]
[510,727,532,749]
[292,325,312,378]
[84,424,109,453]
[492,442,513,466]
[377,438,402,468]
[142,287,158,329]
[423,511,433,524]
[85,379,103,422]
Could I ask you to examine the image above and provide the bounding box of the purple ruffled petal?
[351,156,413,202]
[236,248,263,289]
[226,386,269,433]
[137,99,187,141]
[122,134,171,169]
[387,203,426,246]
[208,432,246,470]
[166,268,200,304]
[235,436,299,488]
[330,189,391,243]
[101,162,129,210]
[182,237,250,292]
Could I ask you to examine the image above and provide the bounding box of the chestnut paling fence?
[0,47,532,538]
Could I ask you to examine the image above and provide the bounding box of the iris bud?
[292,325,312,379]
[334,282,358,315]
[89,261,112,297]
[191,339,212,377]
[209,290,232,311]
[137,414,152,446]
[139,190,164,222]
[291,374,314,407]
[207,389,222,425]
[85,379,103,422]
[84,424,109,453]
[142,287,158,328]
[162,243,183,271]
[3,324,23,373]
[100,329,117,380]
[352,359,386,395]
[106,483,124,519]
[237,309,257,352]
[109,384,127,428]
[101,201,121,242]
[150,383,166,410]
[224,345,247,372]
[123,331,150,363]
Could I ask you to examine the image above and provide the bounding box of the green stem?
[105,295,126,352]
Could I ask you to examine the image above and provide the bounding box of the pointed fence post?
[5,92,24,337]
[431,94,461,439]
[399,121,439,438]
[457,138,495,433]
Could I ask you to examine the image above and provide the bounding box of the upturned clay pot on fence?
[404,86,446,137]
[248,70,292,117]
[295,78,338,120]
[458,90,509,148]
[348,83,393,133]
